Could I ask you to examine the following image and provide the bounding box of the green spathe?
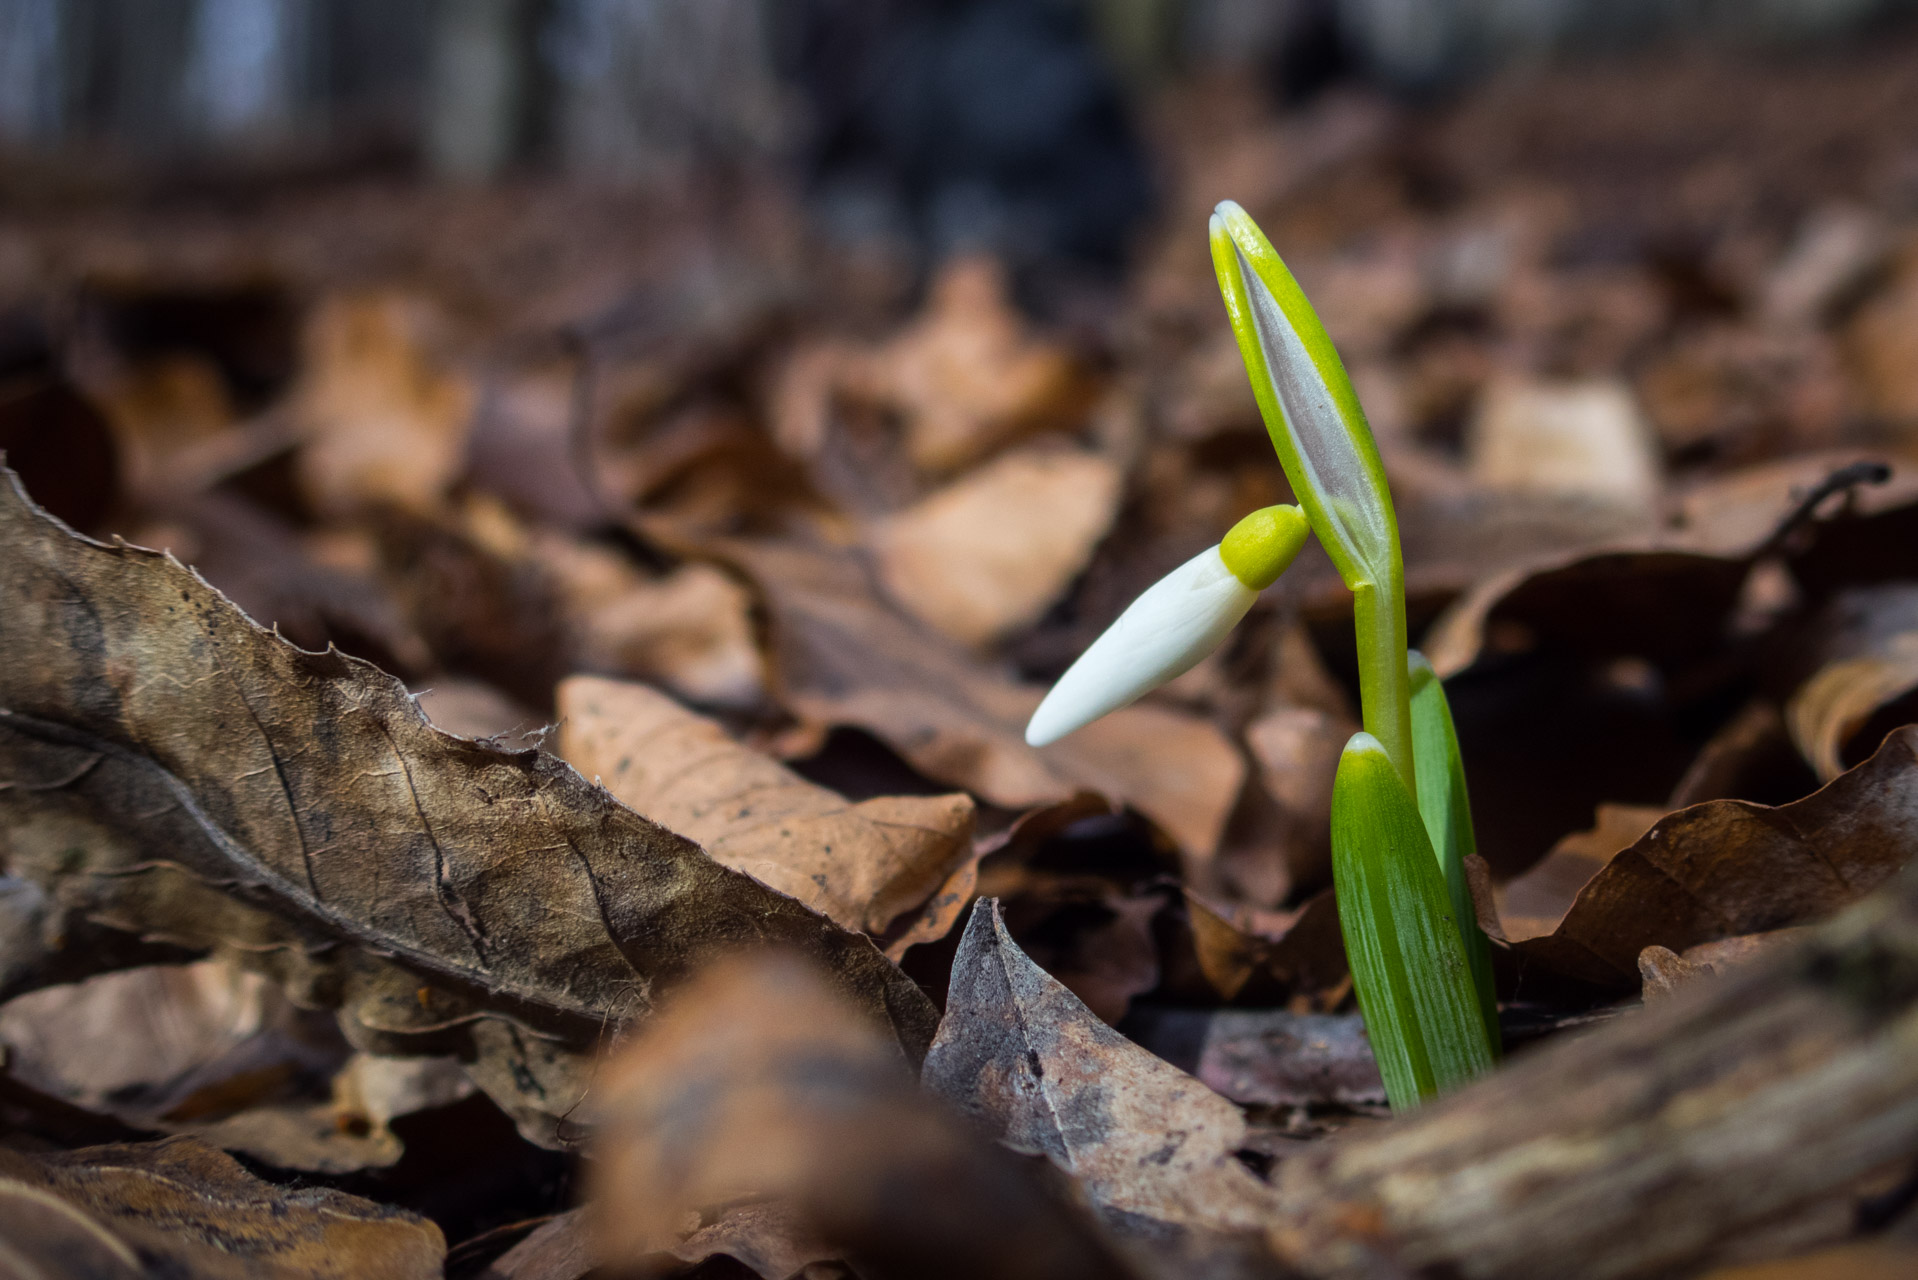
[1331,733,1497,1108]
[1210,200,1414,801]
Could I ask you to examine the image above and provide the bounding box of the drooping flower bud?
[1025,505,1309,747]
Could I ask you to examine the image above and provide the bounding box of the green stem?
[1353,580,1415,801]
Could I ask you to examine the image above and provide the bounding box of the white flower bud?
[1026,505,1308,747]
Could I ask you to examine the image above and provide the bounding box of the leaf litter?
[4,33,1918,1279]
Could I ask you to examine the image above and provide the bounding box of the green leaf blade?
[1331,732,1496,1110]
[1408,652,1502,1056]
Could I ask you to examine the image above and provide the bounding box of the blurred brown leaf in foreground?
[589,951,1139,1280]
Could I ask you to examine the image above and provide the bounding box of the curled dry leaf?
[292,291,475,517]
[1181,888,1348,1005]
[0,1135,443,1279]
[870,446,1123,648]
[923,900,1281,1249]
[589,952,1137,1280]
[0,468,935,1145]
[718,538,1245,859]
[555,674,978,955]
[1421,460,1918,680]
[1496,803,1666,942]
[1507,727,1918,989]
[1785,584,1918,782]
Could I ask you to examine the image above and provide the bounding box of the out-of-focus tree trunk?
[426,0,536,180]
[546,0,791,187]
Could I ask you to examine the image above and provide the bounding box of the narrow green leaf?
[1408,651,1502,1057]
[1331,732,1496,1110]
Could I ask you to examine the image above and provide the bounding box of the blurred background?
[5,1,1918,263]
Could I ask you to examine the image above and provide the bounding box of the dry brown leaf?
[590,952,1138,1280]
[1760,203,1887,328]
[531,528,765,708]
[0,960,429,1172]
[1789,636,1918,782]
[1240,706,1350,898]
[89,353,237,503]
[0,467,935,1144]
[719,538,1245,859]
[849,255,1091,474]
[1423,548,1751,679]
[1180,888,1348,1005]
[1637,325,1849,458]
[1845,247,1918,428]
[1421,460,1918,680]
[870,446,1122,647]
[293,290,475,516]
[1509,727,1918,989]
[1637,944,1714,1004]
[1466,377,1661,508]
[556,675,977,952]
[477,1210,596,1280]
[923,899,1281,1246]
[1002,888,1164,1026]
[0,1135,443,1279]
[1120,1006,1385,1110]
[1495,803,1666,943]
[1785,585,1918,782]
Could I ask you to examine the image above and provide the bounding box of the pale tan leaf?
[556,674,976,944]
[870,446,1122,647]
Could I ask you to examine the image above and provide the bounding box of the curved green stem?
[1353,580,1415,800]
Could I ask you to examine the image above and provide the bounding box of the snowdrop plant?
[1026,200,1498,1109]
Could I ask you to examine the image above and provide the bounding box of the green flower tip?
[1219,504,1309,590]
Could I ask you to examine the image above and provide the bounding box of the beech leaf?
[555,674,978,954]
[0,467,936,1145]
[922,899,1281,1247]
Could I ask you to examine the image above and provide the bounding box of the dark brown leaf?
[589,951,1139,1280]
[1509,727,1918,989]
[0,467,935,1145]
